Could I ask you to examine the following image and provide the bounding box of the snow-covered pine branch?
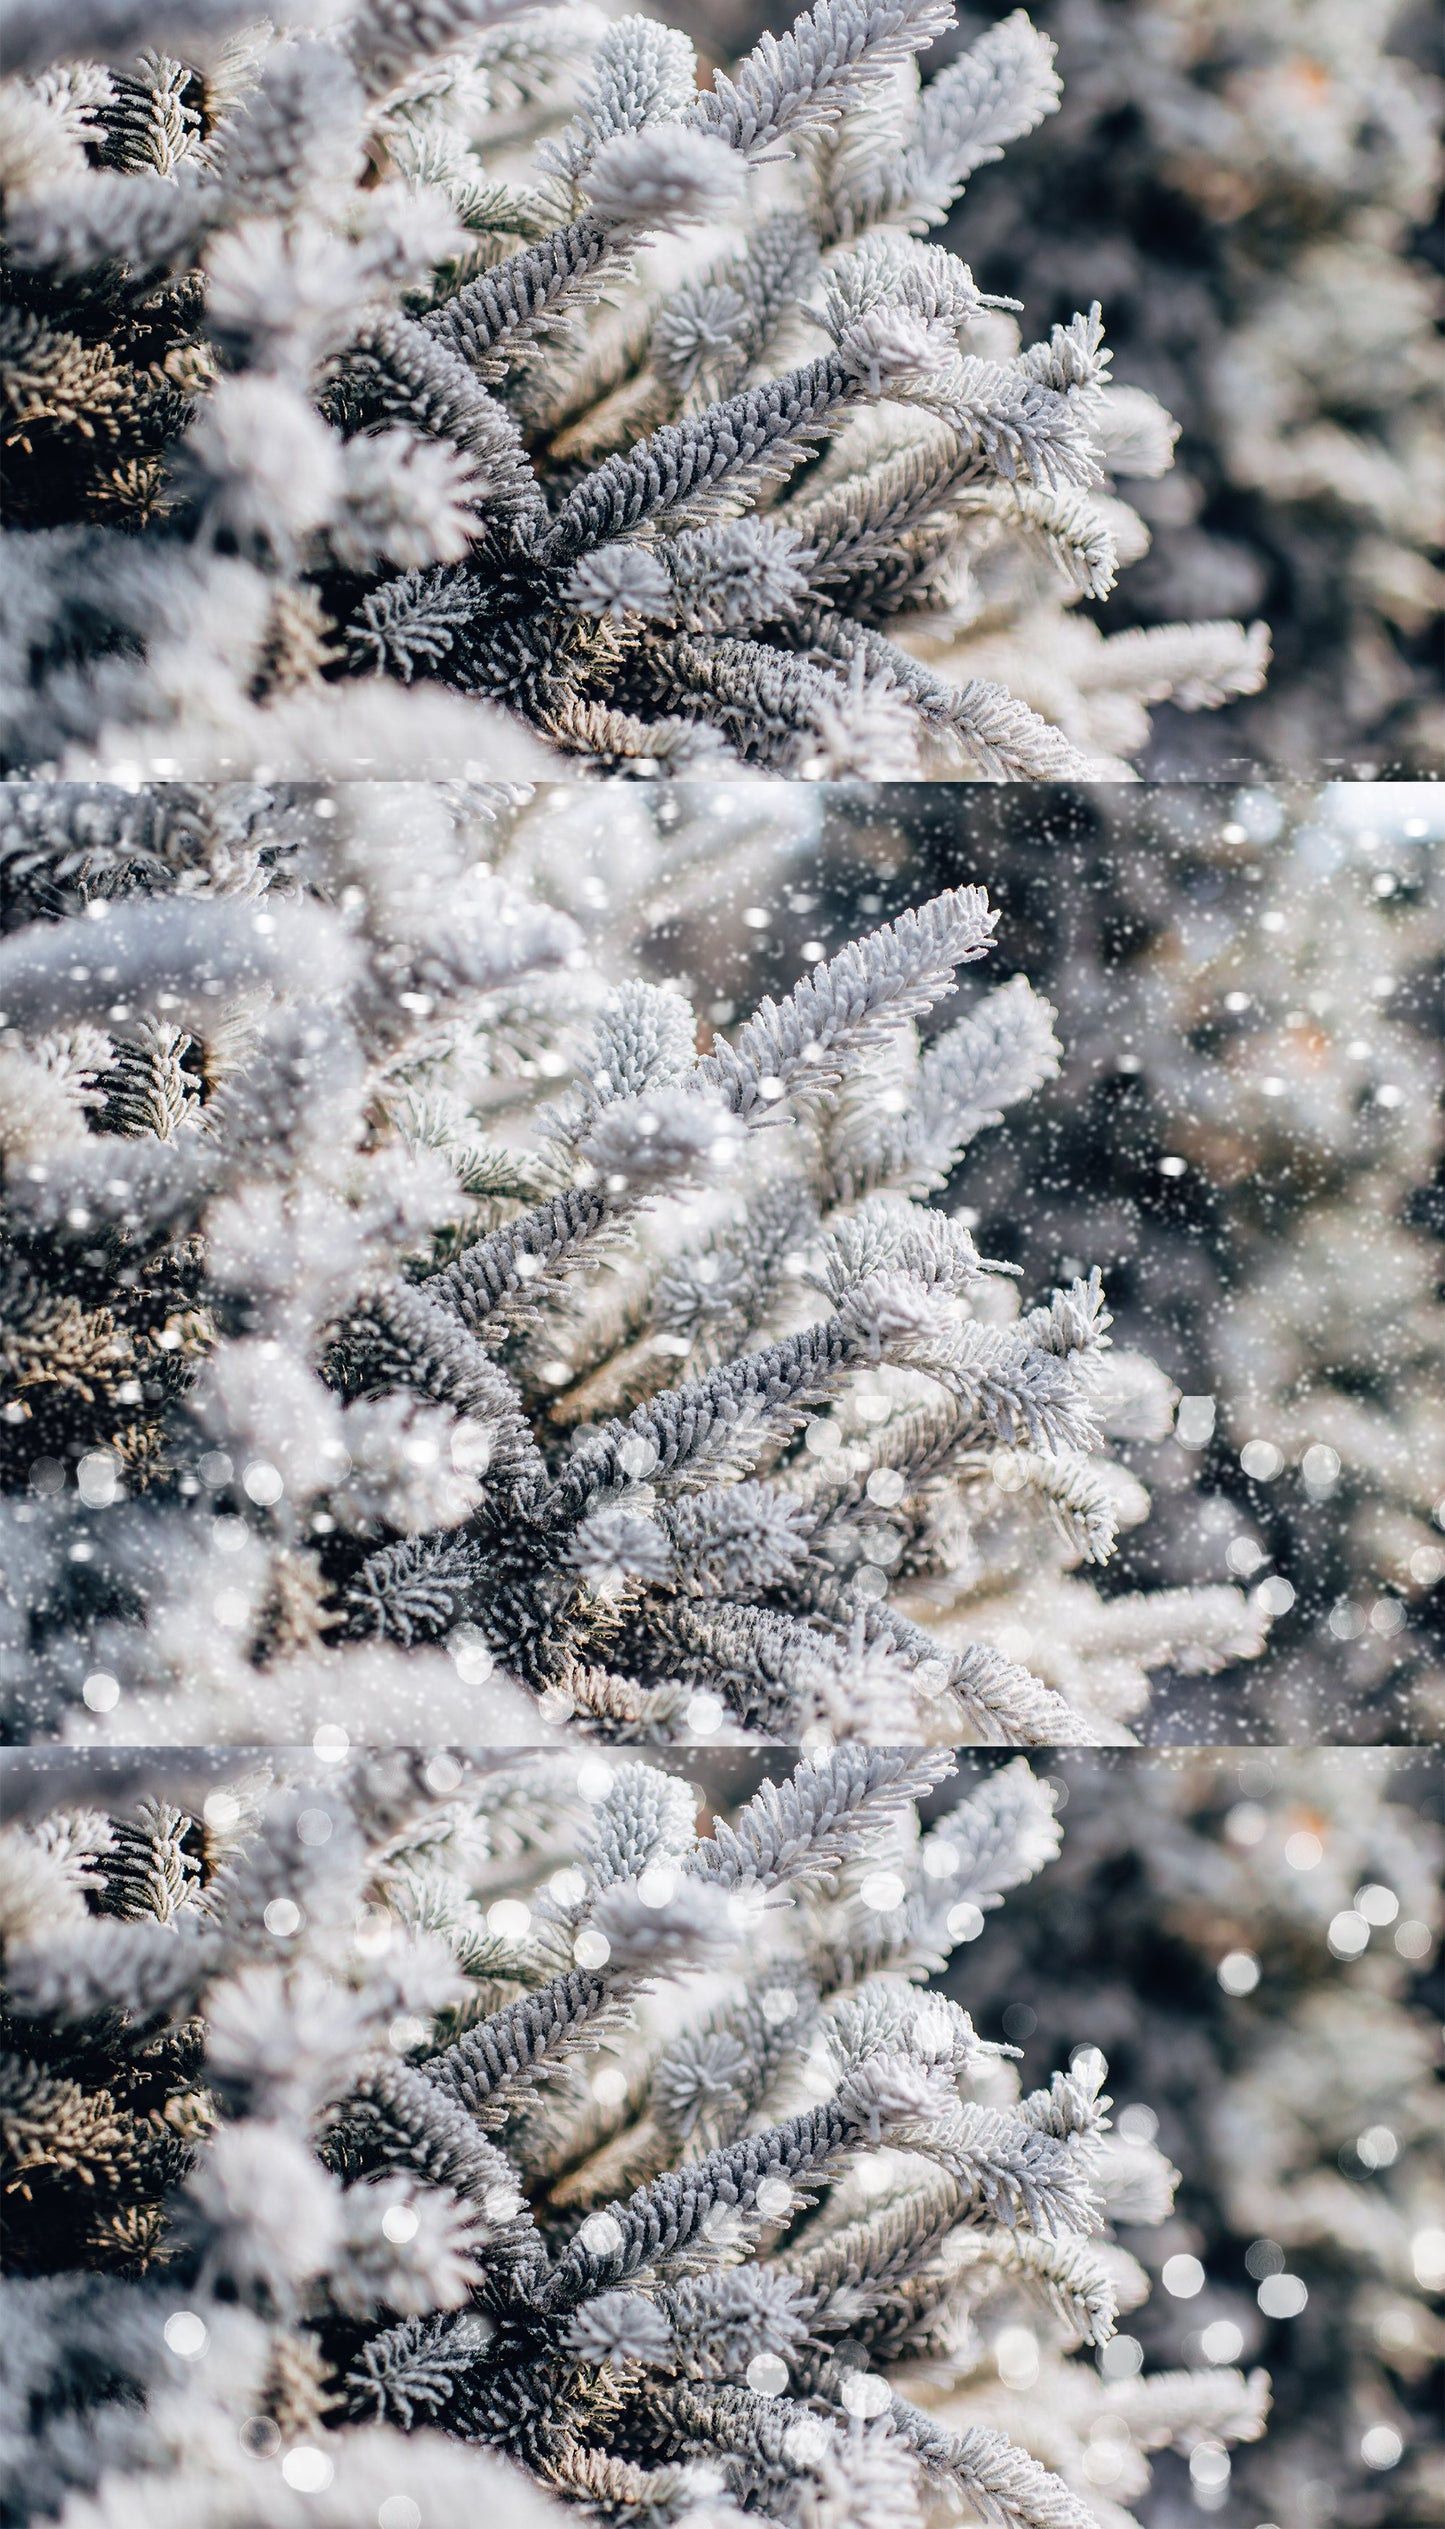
[0,1748,1272,2526]
[1,2,1266,777]
[1,779,1268,1746]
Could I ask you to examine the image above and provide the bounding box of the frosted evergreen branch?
[0,3,1265,773]
[686,0,957,165]
[695,887,996,1121]
[688,1746,956,1893]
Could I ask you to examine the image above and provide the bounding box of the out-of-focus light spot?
[164,2311,208,2360]
[1328,1911,1370,1958]
[803,1417,842,1455]
[840,2371,891,2420]
[761,1988,798,2027]
[1190,2441,1231,2507]
[1240,1440,1284,1481]
[1329,1600,1365,1640]
[281,2447,334,2492]
[1176,1395,1216,1448]
[76,1451,117,1507]
[422,1753,463,1795]
[1360,2427,1404,2471]
[574,1928,611,1970]
[312,1725,348,1762]
[860,1870,907,1913]
[591,2064,628,2110]
[866,1466,906,1506]
[1355,2127,1398,2170]
[1116,2104,1159,2144]
[1355,1884,1399,1925]
[741,906,770,929]
[995,2327,1040,2389]
[1097,2334,1144,2379]
[1245,2241,1285,2280]
[1223,990,1251,1011]
[204,1791,241,1832]
[579,2210,624,2257]
[449,1630,494,1683]
[263,1900,302,1938]
[1257,2273,1308,2319]
[636,1864,676,1908]
[1394,1920,1431,1961]
[353,1907,391,1957]
[242,1459,283,1506]
[1228,1536,1266,1576]
[1199,2321,1245,2365]
[550,1868,587,1907]
[615,1435,659,1482]
[295,1809,331,1848]
[1256,1576,1296,1616]
[1409,1545,1445,1586]
[922,1838,959,1881]
[947,1901,986,1942]
[82,1672,120,1712]
[576,1758,614,1799]
[1083,2422,1132,2487]
[1218,1951,1261,1996]
[1163,2254,1206,2299]
[1300,1444,1341,1491]
[378,2499,422,2529]
[755,2177,794,2222]
[1225,1802,1269,1847]
[746,2351,788,2395]
[685,1690,724,1735]
[1411,2227,1445,2289]
[1370,1597,1406,1636]
[1158,1155,1187,1176]
[487,1899,531,1941]
[388,2016,427,2053]
[382,2204,419,2244]
[239,2417,281,2457]
[1284,1831,1323,1871]
[1002,2003,1036,2042]
[801,939,826,962]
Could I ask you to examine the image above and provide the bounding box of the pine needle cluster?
[0,778,1269,1747]
[0,1744,1272,2529]
[1,1,1268,779]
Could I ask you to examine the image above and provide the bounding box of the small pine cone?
[251,582,342,699]
[263,2328,343,2441]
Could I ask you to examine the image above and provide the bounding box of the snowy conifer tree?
[948,1748,1442,2529]
[0,1744,1272,2528]
[819,778,1444,1739]
[659,0,1440,775]
[0,778,1266,1745]
[1,1,1267,778]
